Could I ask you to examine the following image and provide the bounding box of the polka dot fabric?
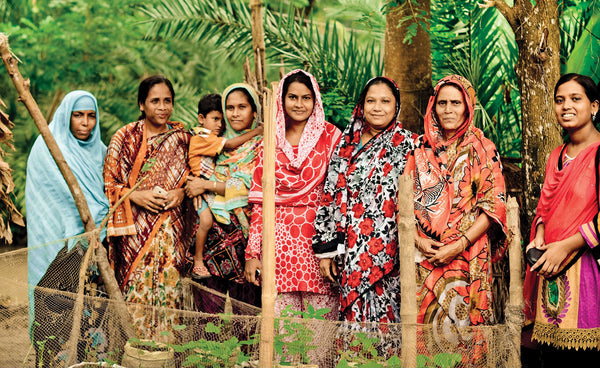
[248,199,332,294]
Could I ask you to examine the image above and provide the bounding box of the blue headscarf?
[25,90,109,332]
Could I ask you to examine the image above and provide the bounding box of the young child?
[188,93,262,279]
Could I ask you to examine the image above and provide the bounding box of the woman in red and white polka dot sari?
[244,69,342,319]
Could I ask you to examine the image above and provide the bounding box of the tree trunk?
[491,0,562,235]
[384,0,432,134]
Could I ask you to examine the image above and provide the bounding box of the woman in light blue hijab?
[25,90,109,364]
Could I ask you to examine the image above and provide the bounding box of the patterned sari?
[407,75,507,328]
[523,142,600,350]
[247,69,342,300]
[313,77,415,323]
[104,120,197,341]
[195,83,263,312]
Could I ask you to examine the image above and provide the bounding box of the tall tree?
[384,0,432,134]
[483,0,563,231]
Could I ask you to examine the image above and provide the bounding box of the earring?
[593,112,597,121]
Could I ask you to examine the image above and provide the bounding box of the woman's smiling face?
[554,80,599,132]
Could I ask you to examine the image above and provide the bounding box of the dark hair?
[137,75,175,120]
[227,88,257,113]
[282,70,315,102]
[198,93,222,116]
[357,77,400,122]
[554,73,599,104]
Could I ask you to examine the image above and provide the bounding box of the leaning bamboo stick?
[258,81,277,368]
[0,32,135,364]
[397,174,417,368]
[506,196,523,367]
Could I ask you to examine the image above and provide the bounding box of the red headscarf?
[248,69,341,205]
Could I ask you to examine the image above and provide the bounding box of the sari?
[407,75,507,328]
[247,69,342,300]
[195,83,262,312]
[26,90,109,362]
[104,119,197,340]
[312,77,416,323]
[523,141,600,350]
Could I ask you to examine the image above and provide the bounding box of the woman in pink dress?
[244,69,342,319]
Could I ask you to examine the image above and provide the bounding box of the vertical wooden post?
[258,82,278,368]
[250,0,267,92]
[397,174,417,368]
[507,196,523,367]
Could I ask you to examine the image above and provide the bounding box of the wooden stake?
[0,32,135,365]
[250,0,267,91]
[397,174,417,368]
[258,82,278,368]
[506,196,522,367]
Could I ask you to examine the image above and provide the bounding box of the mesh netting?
[0,232,521,368]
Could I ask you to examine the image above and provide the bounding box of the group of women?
[25,70,600,364]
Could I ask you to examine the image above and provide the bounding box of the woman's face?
[139,82,173,128]
[363,83,396,132]
[70,110,96,140]
[554,80,599,131]
[284,81,314,126]
[226,90,256,131]
[435,85,466,139]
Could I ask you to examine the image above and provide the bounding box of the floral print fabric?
[313,77,416,323]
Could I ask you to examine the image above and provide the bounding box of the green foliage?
[430,0,521,158]
[416,352,461,368]
[274,303,328,365]
[564,1,600,81]
[141,0,382,120]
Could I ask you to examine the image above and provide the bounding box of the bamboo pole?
[506,196,523,367]
[0,32,135,365]
[250,0,267,91]
[258,82,277,368]
[397,174,417,368]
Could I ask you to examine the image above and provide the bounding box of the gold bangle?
[213,181,217,191]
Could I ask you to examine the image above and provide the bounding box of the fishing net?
[0,231,521,368]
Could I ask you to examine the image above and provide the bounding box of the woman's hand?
[416,236,444,258]
[428,239,465,267]
[319,258,338,283]
[531,240,569,278]
[244,258,262,286]
[185,176,206,197]
[164,188,185,210]
[130,190,167,213]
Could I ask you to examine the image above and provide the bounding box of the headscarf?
[26,90,109,329]
[210,83,263,223]
[275,69,326,169]
[411,74,507,260]
[313,77,415,310]
[221,83,261,139]
[249,69,341,205]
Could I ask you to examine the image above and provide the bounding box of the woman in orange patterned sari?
[103,75,197,341]
[406,75,507,332]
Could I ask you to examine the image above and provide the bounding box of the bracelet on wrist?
[461,234,472,251]
[213,181,217,191]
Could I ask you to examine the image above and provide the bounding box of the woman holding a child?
[186,83,263,310]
